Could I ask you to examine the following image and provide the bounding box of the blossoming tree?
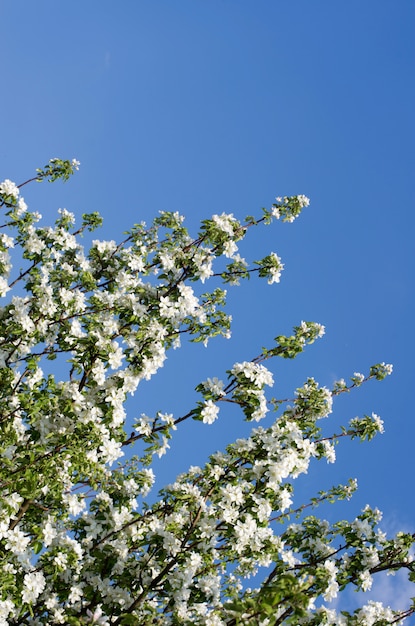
[0,160,413,625]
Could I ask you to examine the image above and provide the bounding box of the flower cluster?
[0,161,412,624]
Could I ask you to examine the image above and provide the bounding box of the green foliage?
[0,161,412,625]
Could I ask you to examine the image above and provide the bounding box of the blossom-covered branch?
[0,160,412,625]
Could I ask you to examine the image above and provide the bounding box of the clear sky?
[1,0,415,615]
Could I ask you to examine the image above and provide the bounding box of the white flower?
[357,601,394,625]
[21,571,46,605]
[0,599,14,621]
[223,239,238,258]
[159,251,175,271]
[220,483,245,506]
[212,212,237,235]
[201,400,219,424]
[192,249,214,283]
[297,194,310,207]
[135,414,153,436]
[54,551,68,570]
[99,437,124,465]
[372,412,384,433]
[42,518,57,546]
[159,412,175,427]
[26,232,46,255]
[278,488,293,512]
[322,560,339,601]
[352,517,373,539]
[17,197,28,214]
[353,372,365,383]
[156,435,171,458]
[250,390,269,421]
[86,605,110,625]
[63,492,86,516]
[362,545,380,568]
[92,239,117,254]
[68,584,83,605]
[231,361,274,387]
[5,527,30,555]
[0,234,14,248]
[202,377,225,397]
[321,440,336,463]
[0,277,10,297]
[0,179,19,199]
[108,342,124,369]
[359,569,373,591]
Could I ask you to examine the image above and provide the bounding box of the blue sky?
[2,0,415,614]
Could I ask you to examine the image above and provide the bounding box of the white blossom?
[201,400,220,424]
[21,572,46,605]
[0,179,19,198]
[0,164,410,626]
